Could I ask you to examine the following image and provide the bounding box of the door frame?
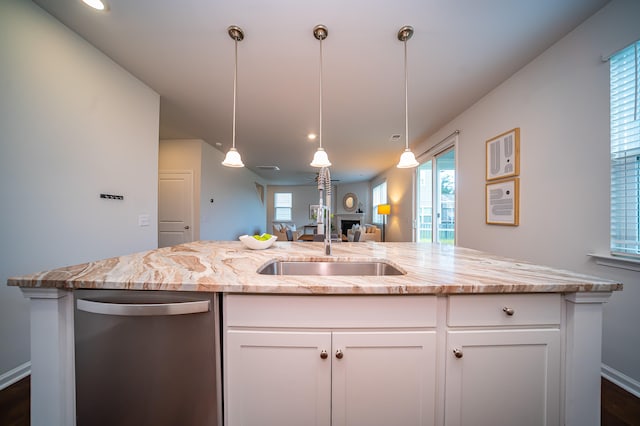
[414,133,458,244]
[158,170,196,247]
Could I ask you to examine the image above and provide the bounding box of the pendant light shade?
[310,25,331,168]
[222,25,245,168]
[310,147,331,168]
[396,25,419,169]
[398,148,419,168]
[222,147,244,168]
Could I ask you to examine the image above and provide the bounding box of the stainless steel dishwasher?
[74,290,221,426]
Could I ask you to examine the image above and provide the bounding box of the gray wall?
[266,185,325,231]
[0,0,159,384]
[200,142,267,240]
[334,181,371,220]
[376,0,640,389]
[160,139,268,241]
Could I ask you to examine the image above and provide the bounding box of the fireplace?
[340,219,361,237]
[335,213,365,238]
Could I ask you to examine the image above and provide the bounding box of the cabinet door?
[445,329,560,426]
[332,331,437,426]
[226,330,331,426]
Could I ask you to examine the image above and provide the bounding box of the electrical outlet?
[138,214,150,227]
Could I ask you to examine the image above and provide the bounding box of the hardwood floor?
[0,376,29,426]
[0,376,638,425]
[602,378,640,425]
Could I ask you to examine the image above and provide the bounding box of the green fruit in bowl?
[253,233,272,241]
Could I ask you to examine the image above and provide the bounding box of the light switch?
[138,214,150,227]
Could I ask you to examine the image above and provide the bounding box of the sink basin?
[257,260,405,276]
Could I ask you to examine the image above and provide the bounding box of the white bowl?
[239,234,278,250]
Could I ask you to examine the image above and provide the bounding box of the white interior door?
[158,171,194,248]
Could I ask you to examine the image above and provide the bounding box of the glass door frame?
[413,134,458,244]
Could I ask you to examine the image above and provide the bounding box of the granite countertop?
[7,241,622,294]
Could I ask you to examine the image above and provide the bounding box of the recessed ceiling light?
[215,142,223,147]
[81,0,108,11]
[389,134,401,142]
[307,133,317,141]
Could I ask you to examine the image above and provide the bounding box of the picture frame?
[486,128,520,181]
[486,178,519,226]
[309,204,320,220]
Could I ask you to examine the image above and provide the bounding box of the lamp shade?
[397,149,419,168]
[222,147,244,167]
[377,204,391,215]
[310,147,331,167]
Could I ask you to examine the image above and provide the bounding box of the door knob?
[335,349,344,359]
[184,225,190,230]
[320,350,328,360]
[453,348,463,359]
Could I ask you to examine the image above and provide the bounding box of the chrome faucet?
[316,167,332,255]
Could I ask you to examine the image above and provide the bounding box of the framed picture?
[486,128,520,181]
[486,178,519,226]
[309,204,320,220]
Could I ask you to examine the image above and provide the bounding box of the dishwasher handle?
[77,298,210,316]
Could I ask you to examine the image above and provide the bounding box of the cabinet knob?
[503,307,515,316]
[335,349,344,359]
[453,348,463,359]
[320,350,328,360]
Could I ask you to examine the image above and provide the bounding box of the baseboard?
[602,363,640,398]
[0,362,31,391]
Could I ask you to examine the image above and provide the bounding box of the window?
[274,192,292,222]
[610,40,640,256]
[372,182,387,224]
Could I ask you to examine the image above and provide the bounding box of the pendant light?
[222,25,245,168]
[396,25,419,169]
[310,25,332,168]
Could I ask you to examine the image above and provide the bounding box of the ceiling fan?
[304,172,340,185]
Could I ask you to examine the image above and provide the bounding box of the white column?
[564,292,611,426]
[21,288,76,426]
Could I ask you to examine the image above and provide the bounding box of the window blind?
[611,40,640,256]
[274,192,292,221]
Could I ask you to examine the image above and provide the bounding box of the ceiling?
[33,0,608,185]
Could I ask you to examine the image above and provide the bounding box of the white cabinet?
[331,331,436,426]
[444,294,562,426]
[224,295,438,426]
[226,329,331,426]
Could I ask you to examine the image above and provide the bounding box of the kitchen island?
[8,241,622,426]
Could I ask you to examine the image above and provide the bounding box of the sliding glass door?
[415,147,455,244]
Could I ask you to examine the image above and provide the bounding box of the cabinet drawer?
[225,294,437,328]
[448,293,561,327]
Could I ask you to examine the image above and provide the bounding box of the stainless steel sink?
[257,260,405,276]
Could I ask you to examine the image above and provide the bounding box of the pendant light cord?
[232,38,238,149]
[319,36,323,150]
[404,38,409,150]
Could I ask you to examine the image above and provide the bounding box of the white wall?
[376,0,640,387]
[371,170,415,242]
[200,142,267,240]
[0,0,159,384]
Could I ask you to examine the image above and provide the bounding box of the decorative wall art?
[309,204,320,220]
[486,128,520,181]
[486,178,519,226]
